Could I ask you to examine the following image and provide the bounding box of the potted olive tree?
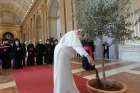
[75,0,133,92]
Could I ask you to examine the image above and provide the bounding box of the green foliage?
[75,0,133,42]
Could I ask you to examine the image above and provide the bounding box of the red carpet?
[13,65,88,93]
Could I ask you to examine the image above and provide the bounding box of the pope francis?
[53,29,95,93]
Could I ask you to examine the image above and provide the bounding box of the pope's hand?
[87,55,95,65]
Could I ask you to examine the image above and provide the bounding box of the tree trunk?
[98,36,107,89]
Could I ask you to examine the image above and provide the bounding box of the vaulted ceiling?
[0,0,36,25]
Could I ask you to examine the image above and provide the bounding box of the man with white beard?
[53,29,95,93]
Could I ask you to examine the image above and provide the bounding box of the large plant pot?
[87,79,127,93]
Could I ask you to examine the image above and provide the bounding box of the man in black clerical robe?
[12,39,23,69]
[0,41,4,72]
[44,39,52,64]
[27,41,35,66]
[21,43,26,67]
[2,40,12,69]
[51,39,58,64]
[49,40,55,64]
[36,40,45,65]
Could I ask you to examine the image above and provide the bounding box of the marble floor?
[0,70,17,93]
[0,59,140,93]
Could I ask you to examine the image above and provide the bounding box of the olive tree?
[75,0,133,81]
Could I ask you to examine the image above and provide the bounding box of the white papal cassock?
[53,31,88,93]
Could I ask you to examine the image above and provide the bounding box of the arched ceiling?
[0,11,21,25]
[0,0,36,25]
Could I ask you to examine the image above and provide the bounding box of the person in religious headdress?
[53,29,95,93]
[27,41,35,66]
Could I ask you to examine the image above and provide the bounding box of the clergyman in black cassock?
[21,43,26,67]
[12,39,23,69]
[36,40,45,65]
[27,42,35,66]
[0,41,4,72]
[2,40,12,69]
[44,39,52,64]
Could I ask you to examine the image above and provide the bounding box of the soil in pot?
[92,68,123,91]
[89,79,123,91]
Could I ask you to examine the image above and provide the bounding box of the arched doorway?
[36,15,43,43]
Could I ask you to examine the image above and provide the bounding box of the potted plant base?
[87,79,127,93]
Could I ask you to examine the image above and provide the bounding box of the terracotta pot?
[87,79,127,93]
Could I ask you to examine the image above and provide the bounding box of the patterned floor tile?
[108,72,140,93]
[0,59,140,93]
[131,66,140,71]
[0,87,17,93]
[74,62,133,77]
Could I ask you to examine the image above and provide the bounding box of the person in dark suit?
[103,42,110,59]
[0,40,3,73]
[21,43,26,67]
[49,39,57,64]
[2,40,12,69]
[12,39,23,69]
[51,39,58,64]
[44,39,51,64]
[27,41,35,66]
[36,40,45,65]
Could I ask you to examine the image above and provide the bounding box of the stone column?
[32,14,36,44]
[44,2,48,41]
[59,0,75,33]
[59,0,66,33]
[42,3,47,42]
